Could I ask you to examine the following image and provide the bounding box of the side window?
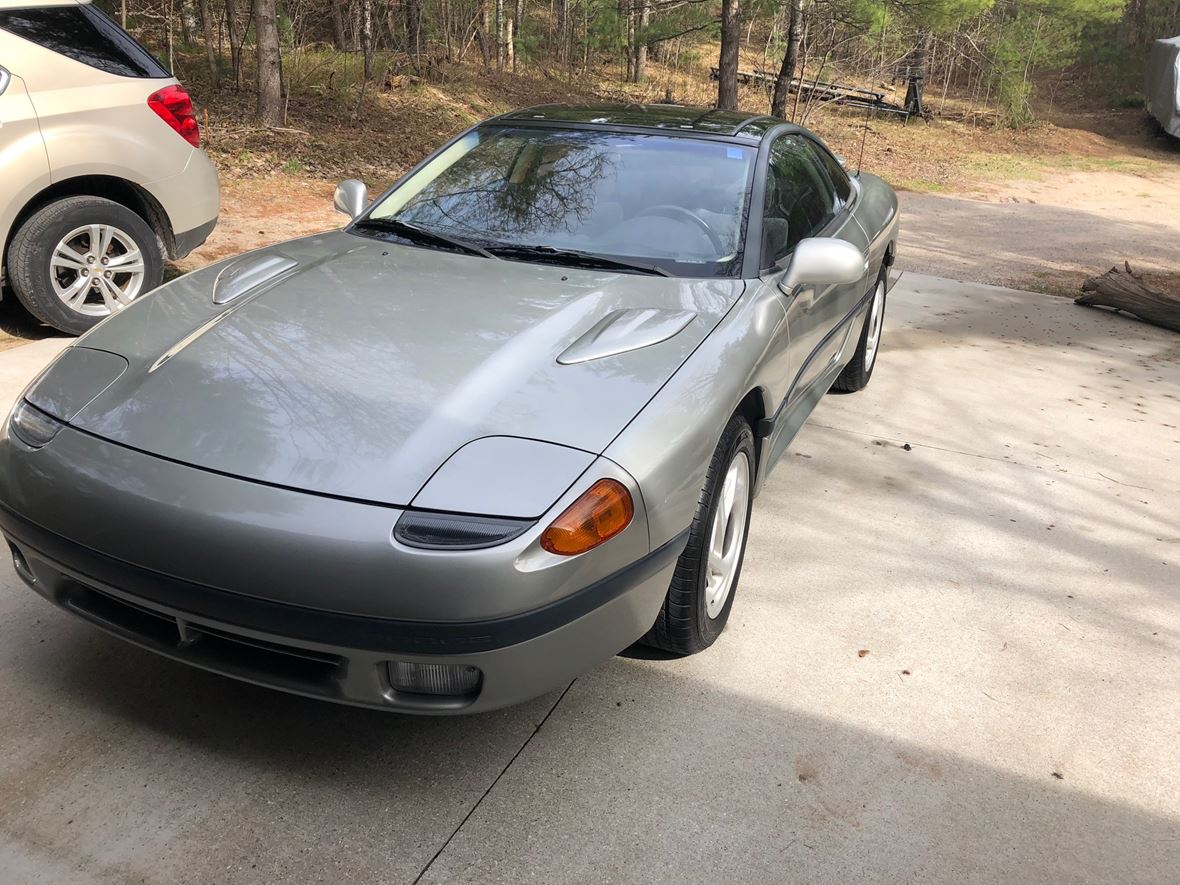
[805,139,852,204]
[760,135,838,268]
[0,5,169,79]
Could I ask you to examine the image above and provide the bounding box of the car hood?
[64,231,744,507]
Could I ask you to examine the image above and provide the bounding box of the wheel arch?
[733,387,771,481]
[4,176,174,269]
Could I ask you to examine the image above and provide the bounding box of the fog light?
[389,661,482,697]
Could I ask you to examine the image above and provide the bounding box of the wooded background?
[97,0,1179,128]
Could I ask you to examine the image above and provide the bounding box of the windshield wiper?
[485,244,672,277]
[352,217,495,259]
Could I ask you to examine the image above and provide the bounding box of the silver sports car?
[0,104,898,713]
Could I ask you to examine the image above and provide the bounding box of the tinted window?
[365,127,757,278]
[805,139,852,203]
[0,5,169,78]
[761,134,838,267]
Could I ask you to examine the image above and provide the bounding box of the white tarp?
[1146,36,1180,137]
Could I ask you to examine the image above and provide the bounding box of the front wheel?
[642,413,755,655]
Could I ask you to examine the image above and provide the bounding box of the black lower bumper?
[170,215,218,259]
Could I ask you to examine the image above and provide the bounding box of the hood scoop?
[213,253,297,305]
[558,308,696,365]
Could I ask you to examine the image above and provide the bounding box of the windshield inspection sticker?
[726,147,745,159]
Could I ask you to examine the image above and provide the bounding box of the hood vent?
[213,253,297,305]
[558,308,696,365]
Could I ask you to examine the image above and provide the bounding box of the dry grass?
[183,45,1177,199]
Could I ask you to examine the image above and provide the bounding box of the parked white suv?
[0,0,219,333]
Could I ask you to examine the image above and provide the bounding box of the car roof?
[495,103,782,142]
[0,0,89,7]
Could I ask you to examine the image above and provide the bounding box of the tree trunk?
[405,0,422,57]
[179,0,193,47]
[770,0,801,118]
[166,0,175,73]
[495,0,505,70]
[625,3,636,81]
[513,0,523,70]
[361,0,373,80]
[197,0,218,86]
[634,0,648,81]
[559,0,569,65]
[225,0,243,89]
[476,0,491,68]
[330,0,347,50]
[717,0,741,110]
[254,0,283,125]
[1077,263,1180,333]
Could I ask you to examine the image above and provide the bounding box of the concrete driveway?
[0,274,1176,883]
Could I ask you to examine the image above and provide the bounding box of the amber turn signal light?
[541,478,634,556]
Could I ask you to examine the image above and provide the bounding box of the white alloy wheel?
[50,223,147,317]
[704,449,751,619]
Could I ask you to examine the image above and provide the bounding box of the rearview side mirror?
[333,179,369,219]
[782,238,867,290]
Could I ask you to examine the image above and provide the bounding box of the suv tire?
[8,196,164,335]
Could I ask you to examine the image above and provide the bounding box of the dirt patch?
[897,165,1180,294]
[176,176,342,273]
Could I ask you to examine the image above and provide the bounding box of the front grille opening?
[63,583,345,693]
[66,581,179,644]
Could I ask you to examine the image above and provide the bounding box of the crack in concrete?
[410,680,576,884]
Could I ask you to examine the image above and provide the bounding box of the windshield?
[362,126,756,277]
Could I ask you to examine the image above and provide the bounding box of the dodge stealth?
[0,104,898,713]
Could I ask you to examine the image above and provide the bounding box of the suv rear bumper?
[173,215,217,258]
[147,147,219,256]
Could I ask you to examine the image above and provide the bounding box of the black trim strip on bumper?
[0,503,688,655]
[171,215,218,259]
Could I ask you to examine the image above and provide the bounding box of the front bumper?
[2,507,681,712]
[0,425,682,713]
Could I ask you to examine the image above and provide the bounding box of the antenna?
[856,102,872,176]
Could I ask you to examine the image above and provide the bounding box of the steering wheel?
[635,205,725,254]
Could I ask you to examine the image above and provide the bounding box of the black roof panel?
[498,103,781,139]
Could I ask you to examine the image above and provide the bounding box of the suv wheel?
[8,196,164,335]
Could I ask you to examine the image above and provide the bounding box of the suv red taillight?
[147,84,200,148]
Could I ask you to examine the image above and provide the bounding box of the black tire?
[642,413,756,655]
[7,196,164,335]
[831,270,887,393]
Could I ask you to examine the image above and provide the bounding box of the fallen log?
[1076,262,1180,333]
